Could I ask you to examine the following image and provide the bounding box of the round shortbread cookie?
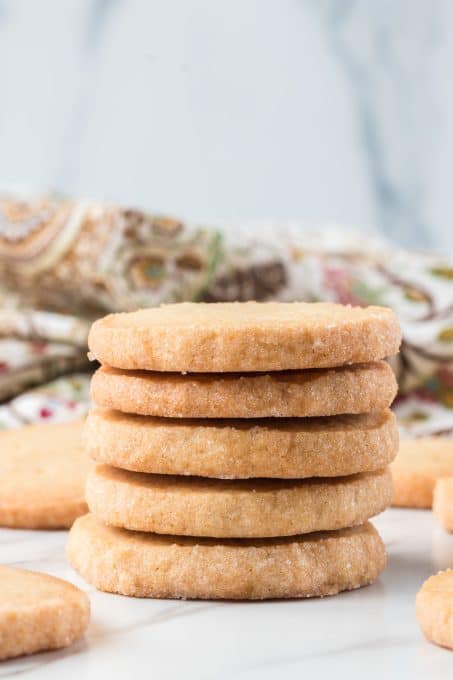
[91,362,397,419]
[86,408,398,478]
[433,478,453,531]
[67,514,386,600]
[88,301,401,372]
[0,421,90,529]
[391,437,453,509]
[86,465,392,538]
[0,566,89,660]
[416,570,453,650]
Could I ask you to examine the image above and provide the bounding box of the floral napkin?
[1,195,452,436]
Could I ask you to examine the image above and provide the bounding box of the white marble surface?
[0,508,452,678]
[0,0,452,250]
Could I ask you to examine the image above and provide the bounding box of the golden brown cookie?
[433,478,453,531]
[91,362,397,419]
[86,408,398,478]
[0,421,90,529]
[88,301,401,372]
[0,565,89,660]
[86,465,392,538]
[416,570,453,650]
[391,437,453,509]
[67,514,386,600]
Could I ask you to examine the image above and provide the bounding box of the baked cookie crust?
[88,302,401,372]
[67,514,386,600]
[91,362,397,419]
[0,421,90,529]
[86,465,392,538]
[86,408,398,478]
[391,437,453,509]
[0,566,89,660]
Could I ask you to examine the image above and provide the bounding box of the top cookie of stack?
[88,301,399,373]
[68,302,401,601]
[88,301,400,419]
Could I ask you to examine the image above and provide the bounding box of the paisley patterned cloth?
[1,194,452,435]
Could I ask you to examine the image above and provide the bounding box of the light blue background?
[0,0,451,250]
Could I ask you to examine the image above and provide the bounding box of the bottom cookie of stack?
[67,514,386,600]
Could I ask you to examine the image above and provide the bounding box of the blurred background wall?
[0,0,451,250]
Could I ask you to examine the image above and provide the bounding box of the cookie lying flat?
[67,514,386,600]
[86,465,392,538]
[391,437,453,508]
[433,478,453,531]
[88,301,401,372]
[86,408,398,478]
[0,421,90,529]
[0,566,89,660]
[91,362,397,419]
[416,570,453,650]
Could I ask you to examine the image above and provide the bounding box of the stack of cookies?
[67,302,401,600]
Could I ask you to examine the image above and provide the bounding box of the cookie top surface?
[391,437,453,508]
[0,565,90,660]
[0,565,86,609]
[88,301,401,372]
[0,420,90,529]
[416,569,453,650]
[432,478,453,531]
[86,407,398,478]
[394,437,453,472]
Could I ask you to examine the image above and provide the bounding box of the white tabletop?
[1,508,452,679]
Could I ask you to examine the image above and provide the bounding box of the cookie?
[88,301,401,372]
[91,362,397,419]
[391,437,453,508]
[416,570,453,650]
[86,408,398,478]
[433,478,453,531]
[86,465,392,538]
[0,421,90,529]
[67,514,386,600]
[0,565,89,660]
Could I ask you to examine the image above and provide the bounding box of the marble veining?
[0,509,452,679]
[0,0,452,249]
[317,0,438,248]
